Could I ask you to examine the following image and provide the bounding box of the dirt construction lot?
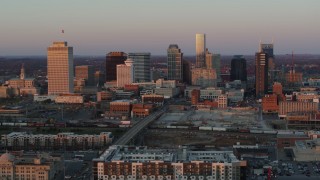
[144,129,276,149]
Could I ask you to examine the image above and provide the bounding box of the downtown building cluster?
[256,43,320,129]
[1,34,242,109]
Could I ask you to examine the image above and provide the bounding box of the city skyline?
[2,1,320,179]
[0,0,320,56]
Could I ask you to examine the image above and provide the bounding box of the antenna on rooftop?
[259,39,262,52]
[291,51,294,73]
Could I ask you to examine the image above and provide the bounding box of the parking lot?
[277,161,320,177]
[248,159,320,179]
[54,151,97,180]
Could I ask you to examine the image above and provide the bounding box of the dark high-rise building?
[167,44,183,82]
[260,42,276,86]
[183,60,191,85]
[255,52,269,97]
[105,52,127,82]
[128,53,151,82]
[259,43,274,58]
[230,55,247,82]
[94,71,105,86]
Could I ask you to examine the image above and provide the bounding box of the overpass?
[113,106,167,145]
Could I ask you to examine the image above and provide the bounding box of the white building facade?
[117,59,135,87]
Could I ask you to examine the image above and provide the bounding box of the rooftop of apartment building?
[94,145,241,164]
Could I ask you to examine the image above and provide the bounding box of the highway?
[113,106,168,145]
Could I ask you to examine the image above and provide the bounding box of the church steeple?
[20,64,25,80]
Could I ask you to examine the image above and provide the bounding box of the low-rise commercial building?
[155,79,176,88]
[191,68,217,88]
[191,89,227,109]
[277,134,310,149]
[110,100,132,118]
[97,90,115,102]
[218,95,228,108]
[115,90,134,99]
[7,65,40,96]
[272,82,283,95]
[131,82,156,89]
[33,94,57,102]
[200,88,223,100]
[286,112,320,129]
[279,101,318,118]
[291,138,320,161]
[191,89,200,105]
[153,79,180,98]
[184,86,201,99]
[0,86,13,98]
[0,152,61,180]
[55,94,84,104]
[142,94,164,106]
[186,87,224,101]
[262,94,278,113]
[124,84,139,95]
[233,143,270,160]
[307,78,320,87]
[294,93,319,102]
[154,87,180,98]
[140,89,154,96]
[132,104,155,118]
[227,89,244,104]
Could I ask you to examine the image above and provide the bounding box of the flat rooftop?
[94,145,240,164]
[187,150,239,163]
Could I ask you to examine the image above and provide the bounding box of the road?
[257,104,271,130]
[113,106,168,145]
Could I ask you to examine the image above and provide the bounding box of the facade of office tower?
[230,55,247,82]
[105,52,127,82]
[117,59,135,87]
[167,44,183,82]
[47,41,74,95]
[75,65,95,86]
[206,49,221,80]
[196,33,206,68]
[255,52,269,97]
[259,43,274,58]
[128,53,151,82]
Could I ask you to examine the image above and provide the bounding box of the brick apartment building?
[279,101,318,118]
[262,94,278,113]
[132,104,155,118]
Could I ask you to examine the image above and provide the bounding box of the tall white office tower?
[117,58,135,87]
[196,33,206,68]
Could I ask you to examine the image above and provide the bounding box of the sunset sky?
[1,0,319,55]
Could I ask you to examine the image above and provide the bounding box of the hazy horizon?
[1,0,320,56]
